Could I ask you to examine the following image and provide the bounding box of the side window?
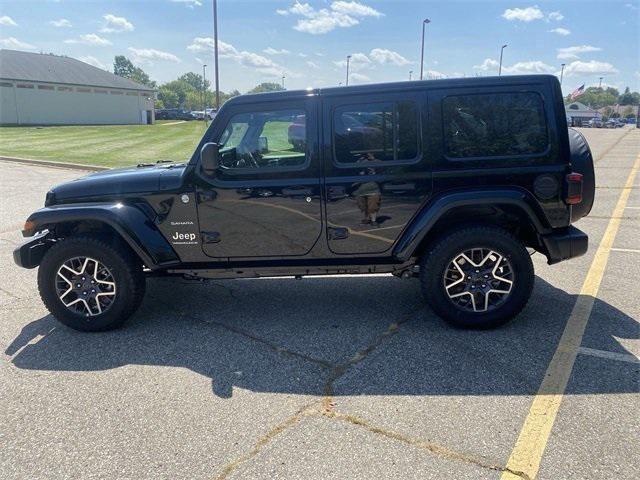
[333,100,418,164]
[217,109,306,171]
[442,92,548,158]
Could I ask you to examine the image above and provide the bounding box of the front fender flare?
[24,203,180,269]
[393,189,551,262]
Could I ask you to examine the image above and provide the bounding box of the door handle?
[328,227,349,240]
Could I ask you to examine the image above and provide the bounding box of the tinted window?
[443,92,548,158]
[217,109,306,171]
[334,101,418,164]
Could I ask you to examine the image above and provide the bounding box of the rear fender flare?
[393,189,551,262]
[24,203,180,269]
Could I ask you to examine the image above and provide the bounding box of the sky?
[0,0,638,95]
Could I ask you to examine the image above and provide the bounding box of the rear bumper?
[541,225,588,265]
[13,231,54,269]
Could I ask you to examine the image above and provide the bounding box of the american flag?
[570,84,585,100]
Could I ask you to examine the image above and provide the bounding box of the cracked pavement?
[1,127,639,480]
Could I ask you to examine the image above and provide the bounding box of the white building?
[0,49,155,125]
[565,102,599,127]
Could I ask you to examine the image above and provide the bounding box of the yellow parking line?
[501,153,640,480]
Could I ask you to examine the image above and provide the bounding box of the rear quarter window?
[442,92,548,159]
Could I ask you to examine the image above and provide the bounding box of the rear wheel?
[38,236,146,332]
[420,226,534,329]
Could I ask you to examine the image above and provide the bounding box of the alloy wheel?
[55,257,117,317]
[443,248,514,313]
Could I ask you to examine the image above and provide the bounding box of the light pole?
[202,64,207,125]
[498,44,507,76]
[282,74,286,89]
[599,77,603,89]
[212,0,220,110]
[345,55,351,86]
[560,63,565,85]
[409,70,413,81]
[419,18,430,80]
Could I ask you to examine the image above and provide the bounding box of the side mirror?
[258,136,269,154]
[201,142,219,176]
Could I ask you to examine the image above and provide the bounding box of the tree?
[178,72,210,92]
[619,87,640,105]
[567,86,617,109]
[157,86,179,109]
[248,82,284,94]
[113,56,156,88]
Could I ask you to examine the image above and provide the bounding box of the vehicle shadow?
[5,276,638,398]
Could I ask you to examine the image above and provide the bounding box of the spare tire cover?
[568,128,595,220]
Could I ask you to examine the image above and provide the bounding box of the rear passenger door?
[323,92,432,255]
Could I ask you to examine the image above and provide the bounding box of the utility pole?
[560,63,565,85]
[499,44,507,76]
[345,55,351,86]
[409,70,413,81]
[202,64,207,125]
[599,77,603,89]
[419,18,430,80]
[212,0,220,110]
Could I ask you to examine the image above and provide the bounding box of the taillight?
[566,172,583,205]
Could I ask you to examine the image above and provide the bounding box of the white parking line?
[577,346,640,364]
[159,121,187,126]
[624,206,640,210]
[611,247,640,254]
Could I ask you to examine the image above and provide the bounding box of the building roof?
[0,49,153,91]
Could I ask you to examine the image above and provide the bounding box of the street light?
[345,55,352,86]
[498,44,507,76]
[560,63,565,85]
[212,0,220,110]
[282,74,286,89]
[419,18,431,80]
[409,70,413,81]
[202,64,207,125]
[599,77,603,89]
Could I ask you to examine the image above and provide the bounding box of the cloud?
[557,45,602,60]
[128,48,181,65]
[349,72,370,83]
[563,60,618,76]
[473,58,555,74]
[502,6,544,22]
[263,47,290,55]
[49,18,72,28]
[64,33,112,46]
[473,58,499,71]
[547,11,564,21]
[187,37,288,77]
[424,70,447,79]
[306,60,320,69]
[100,14,134,33]
[79,55,108,70]
[170,0,202,8]
[279,1,383,35]
[298,52,308,57]
[334,52,371,71]
[0,37,36,50]
[549,27,570,36]
[369,48,410,66]
[0,15,17,26]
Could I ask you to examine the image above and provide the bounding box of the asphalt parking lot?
[1,127,638,480]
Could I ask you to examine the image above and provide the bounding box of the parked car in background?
[156,109,196,121]
[191,111,206,121]
[205,108,217,120]
[604,119,617,129]
[588,118,602,128]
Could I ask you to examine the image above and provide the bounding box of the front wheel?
[420,226,534,329]
[38,236,146,332]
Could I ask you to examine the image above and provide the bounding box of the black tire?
[38,235,146,332]
[420,225,534,329]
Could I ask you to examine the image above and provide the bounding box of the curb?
[0,156,109,172]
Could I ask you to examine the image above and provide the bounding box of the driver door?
[196,98,322,259]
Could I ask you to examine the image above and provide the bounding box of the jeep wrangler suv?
[14,75,595,331]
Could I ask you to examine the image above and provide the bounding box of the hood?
[49,163,187,204]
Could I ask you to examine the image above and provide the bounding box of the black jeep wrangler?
[14,75,595,331]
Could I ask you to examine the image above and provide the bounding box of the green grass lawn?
[0,120,208,168]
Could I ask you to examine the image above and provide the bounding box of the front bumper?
[13,231,54,269]
[541,225,588,265]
